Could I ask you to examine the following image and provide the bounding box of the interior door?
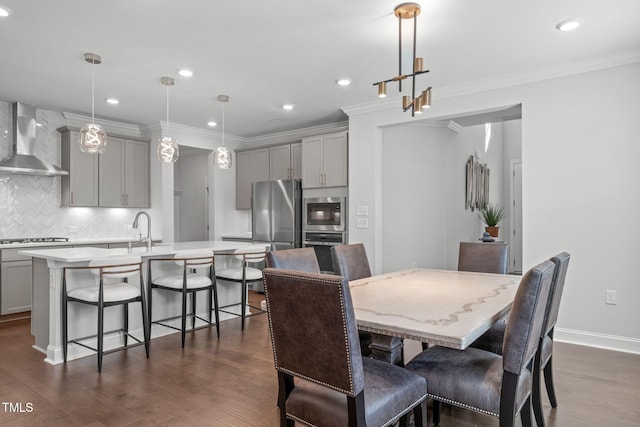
[510,160,523,273]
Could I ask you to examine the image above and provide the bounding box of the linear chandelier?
[373,2,432,116]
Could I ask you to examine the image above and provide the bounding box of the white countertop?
[19,240,268,263]
[0,237,144,250]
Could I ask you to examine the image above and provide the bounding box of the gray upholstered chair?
[148,252,218,348]
[62,256,149,373]
[266,247,321,273]
[331,243,374,357]
[331,243,372,281]
[262,268,427,427]
[458,241,509,274]
[405,259,555,427]
[470,252,570,427]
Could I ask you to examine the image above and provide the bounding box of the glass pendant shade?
[215,146,232,169]
[79,123,107,154]
[157,136,179,163]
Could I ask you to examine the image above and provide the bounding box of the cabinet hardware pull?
[71,192,74,205]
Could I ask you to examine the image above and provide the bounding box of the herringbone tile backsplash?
[0,101,143,239]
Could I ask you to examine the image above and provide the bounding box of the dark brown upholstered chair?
[405,260,555,427]
[62,256,149,373]
[266,247,320,273]
[458,241,509,274]
[148,252,218,348]
[331,243,374,357]
[262,268,427,427]
[470,252,570,427]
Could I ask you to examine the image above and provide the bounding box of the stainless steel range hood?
[0,102,68,176]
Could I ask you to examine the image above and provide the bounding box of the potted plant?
[480,203,505,238]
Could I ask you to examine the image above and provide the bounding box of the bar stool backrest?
[171,251,214,269]
[88,256,143,280]
[232,247,266,264]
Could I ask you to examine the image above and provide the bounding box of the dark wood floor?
[1,292,639,426]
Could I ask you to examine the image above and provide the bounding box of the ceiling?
[0,0,638,139]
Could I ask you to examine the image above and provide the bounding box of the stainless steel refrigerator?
[252,179,302,251]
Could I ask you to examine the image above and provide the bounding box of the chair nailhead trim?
[427,393,499,418]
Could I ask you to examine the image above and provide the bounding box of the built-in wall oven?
[302,197,346,273]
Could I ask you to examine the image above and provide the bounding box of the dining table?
[349,268,522,364]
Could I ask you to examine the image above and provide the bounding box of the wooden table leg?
[369,333,404,366]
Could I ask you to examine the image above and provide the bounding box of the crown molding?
[140,121,247,146]
[62,112,145,138]
[243,121,349,147]
[343,48,640,117]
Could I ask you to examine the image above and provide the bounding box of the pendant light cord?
[91,72,95,123]
[221,101,225,147]
[166,84,170,136]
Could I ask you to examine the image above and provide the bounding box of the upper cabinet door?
[98,137,125,207]
[269,144,292,180]
[236,148,270,209]
[290,142,302,180]
[301,136,323,188]
[322,133,348,187]
[59,128,99,207]
[301,132,347,188]
[124,139,150,208]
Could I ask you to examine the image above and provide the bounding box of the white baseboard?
[554,327,640,355]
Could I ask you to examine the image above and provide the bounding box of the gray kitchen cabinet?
[236,148,269,209]
[269,143,302,180]
[59,127,99,207]
[99,137,150,208]
[1,249,32,315]
[301,132,348,188]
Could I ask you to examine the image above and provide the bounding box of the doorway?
[174,149,211,242]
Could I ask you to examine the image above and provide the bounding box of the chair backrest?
[502,260,555,375]
[265,247,320,273]
[262,268,364,397]
[88,256,142,279]
[331,243,372,281]
[233,247,266,264]
[458,242,508,274]
[172,251,214,270]
[543,252,571,335]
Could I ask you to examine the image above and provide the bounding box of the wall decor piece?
[465,155,490,211]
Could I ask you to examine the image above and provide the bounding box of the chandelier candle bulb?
[378,82,387,98]
[414,57,424,72]
[402,95,411,110]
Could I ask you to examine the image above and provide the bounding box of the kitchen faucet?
[132,211,152,252]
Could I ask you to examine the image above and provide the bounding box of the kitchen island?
[20,240,268,365]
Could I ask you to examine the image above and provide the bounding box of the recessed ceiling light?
[337,78,351,86]
[106,98,119,105]
[0,6,12,17]
[556,19,581,32]
[178,69,193,77]
[208,121,217,127]
[282,104,295,111]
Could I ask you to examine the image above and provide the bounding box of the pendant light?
[215,95,231,169]
[79,53,107,154]
[157,76,179,163]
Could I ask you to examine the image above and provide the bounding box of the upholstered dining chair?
[266,247,320,273]
[262,268,427,427]
[470,252,571,427]
[216,248,267,330]
[331,243,374,357]
[147,252,218,348]
[62,256,149,373]
[458,241,509,274]
[405,259,555,427]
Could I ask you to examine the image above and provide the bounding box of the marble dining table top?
[349,268,522,349]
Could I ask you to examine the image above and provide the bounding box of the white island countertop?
[19,240,266,262]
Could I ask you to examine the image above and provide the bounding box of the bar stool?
[215,248,267,331]
[62,256,149,373]
[147,252,218,348]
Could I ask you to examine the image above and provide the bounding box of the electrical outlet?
[605,289,617,305]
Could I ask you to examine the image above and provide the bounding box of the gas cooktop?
[0,237,70,245]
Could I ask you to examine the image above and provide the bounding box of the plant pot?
[485,226,499,238]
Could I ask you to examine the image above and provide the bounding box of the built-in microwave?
[303,197,346,232]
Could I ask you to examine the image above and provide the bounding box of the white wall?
[346,61,640,353]
[379,122,508,273]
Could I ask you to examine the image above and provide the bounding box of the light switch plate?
[356,218,369,229]
[356,205,369,216]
